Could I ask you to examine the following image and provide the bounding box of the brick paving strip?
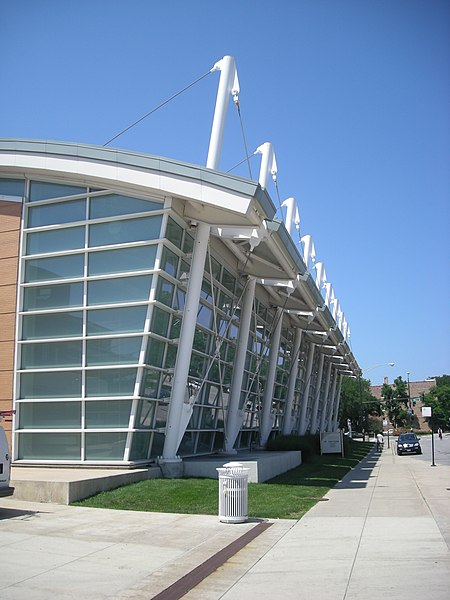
[151,522,272,600]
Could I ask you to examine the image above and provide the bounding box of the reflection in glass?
[19,402,81,429]
[86,337,142,365]
[85,400,131,428]
[87,306,147,335]
[26,226,85,254]
[28,199,86,228]
[89,215,162,247]
[20,371,81,398]
[85,368,137,396]
[23,282,83,311]
[22,311,83,340]
[85,432,127,460]
[88,275,151,305]
[21,341,82,368]
[24,254,84,282]
[88,245,157,275]
[90,194,162,219]
[18,433,81,459]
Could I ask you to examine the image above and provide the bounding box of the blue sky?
[1,0,449,385]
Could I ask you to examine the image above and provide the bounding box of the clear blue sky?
[1,0,449,385]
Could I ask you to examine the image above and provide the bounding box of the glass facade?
[10,175,341,465]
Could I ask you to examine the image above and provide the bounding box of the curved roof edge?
[0,138,277,220]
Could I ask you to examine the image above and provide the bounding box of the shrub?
[266,434,320,461]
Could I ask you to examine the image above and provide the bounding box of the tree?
[423,375,450,431]
[339,376,381,432]
[393,376,408,405]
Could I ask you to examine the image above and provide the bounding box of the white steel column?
[225,276,256,453]
[319,360,333,432]
[282,327,303,435]
[298,342,316,435]
[310,351,325,434]
[325,367,339,431]
[161,222,210,467]
[206,56,238,170]
[260,306,283,446]
[331,373,343,432]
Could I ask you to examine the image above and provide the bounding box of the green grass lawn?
[73,441,373,520]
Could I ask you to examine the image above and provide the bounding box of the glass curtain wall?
[15,178,296,463]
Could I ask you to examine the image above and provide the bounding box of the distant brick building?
[371,378,436,431]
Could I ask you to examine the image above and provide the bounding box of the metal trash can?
[216,461,249,524]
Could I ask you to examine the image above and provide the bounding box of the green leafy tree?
[393,376,409,406]
[339,376,380,432]
[423,375,450,431]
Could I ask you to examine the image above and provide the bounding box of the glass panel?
[88,275,151,305]
[87,306,147,335]
[134,399,156,428]
[85,432,127,460]
[0,178,24,197]
[149,432,164,458]
[30,181,86,202]
[86,337,142,365]
[89,215,162,247]
[20,371,82,398]
[18,432,81,459]
[189,354,205,378]
[23,282,83,311]
[197,304,212,328]
[140,370,160,398]
[155,402,169,427]
[155,278,174,306]
[90,194,162,219]
[26,226,85,254]
[145,338,165,367]
[183,232,194,254]
[207,256,221,280]
[164,345,177,369]
[21,341,82,368]
[85,400,131,428]
[88,245,157,275]
[222,269,236,293]
[170,315,181,339]
[85,368,137,396]
[193,329,210,353]
[22,311,83,340]
[151,307,170,337]
[174,288,185,311]
[160,246,179,277]
[24,254,84,282]
[129,431,151,460]
[28,199,86,228]
[166,218,183,248]
[19,402,81,428]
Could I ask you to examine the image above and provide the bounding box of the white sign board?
[421,406,432,417]
[320,432,343,454]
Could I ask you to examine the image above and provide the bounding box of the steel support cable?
[234,100,253,179]
[103,69,213,147]
[226,151,258,174]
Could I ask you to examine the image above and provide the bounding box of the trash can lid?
[223,461,243,468]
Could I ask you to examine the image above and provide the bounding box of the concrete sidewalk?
[190,434,450,600]
[1,435,449,599]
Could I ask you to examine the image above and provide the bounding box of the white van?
[0,411,14,498]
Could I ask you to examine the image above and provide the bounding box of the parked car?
[397,432,422,456]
